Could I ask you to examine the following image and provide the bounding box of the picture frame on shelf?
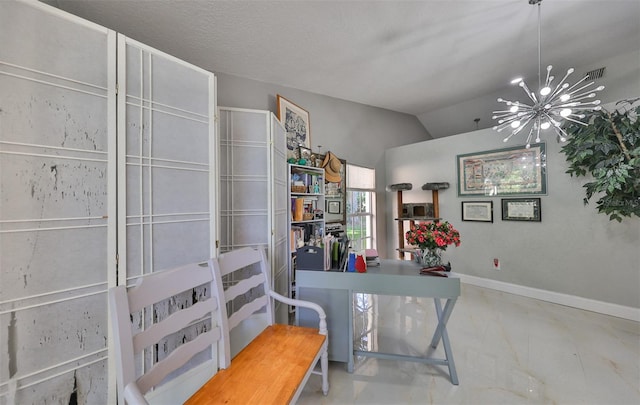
[461,201,493,222]
[456,143,547,196]
[299,146,312,163]
[277,94,311,160]
[327,200,341,214]
[502,198,542,221]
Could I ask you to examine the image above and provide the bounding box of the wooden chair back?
[209,247,276,367]
[109,262,223,405]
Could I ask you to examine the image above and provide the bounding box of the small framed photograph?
[327,200,341,214]
[461,201,493,222]
[299,146,312,162]
[502,198,541,221]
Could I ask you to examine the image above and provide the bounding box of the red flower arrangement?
[405,221,461,251]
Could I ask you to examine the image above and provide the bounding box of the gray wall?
[215,72,431,258]
[384,125,640,308]
[419,49,640,138]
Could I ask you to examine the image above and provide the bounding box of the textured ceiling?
[48,0,640,126]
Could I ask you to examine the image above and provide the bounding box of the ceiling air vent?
[585,67,606,80]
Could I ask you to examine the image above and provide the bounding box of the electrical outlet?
[492,258,501,270]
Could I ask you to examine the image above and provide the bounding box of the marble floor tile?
[298,284,640,405]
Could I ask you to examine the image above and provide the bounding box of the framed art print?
[461,201,493,222]
[501,198,542,221]
[327,200,341,214]
[277,94,310,160]
[299,146,312,162]
[456,143,547,196]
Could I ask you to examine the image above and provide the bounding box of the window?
[346,164,376,251]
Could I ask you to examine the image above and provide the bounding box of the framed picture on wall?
[277,94,310,160]
[461,201,493,222]
[327,200,342,214]
[501,198,542,221]
[456,143,547,196]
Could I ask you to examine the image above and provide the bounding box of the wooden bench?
[109,247,328,404]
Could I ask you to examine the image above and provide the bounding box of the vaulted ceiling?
[47,0,640,137]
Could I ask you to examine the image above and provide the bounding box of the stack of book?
[365,249,380,267]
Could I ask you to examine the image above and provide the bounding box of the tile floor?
[297,283,640,404]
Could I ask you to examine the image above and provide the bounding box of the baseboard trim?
[458,274,640,322]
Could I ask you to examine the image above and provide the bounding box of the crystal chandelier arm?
[494,115,524,131]
[561,115,590,126]
[568,104,602,111]
[503,115,533,142]
[540,111,556,125]
[546,83,570,102]
[558,100,602,110]
[492,107,534,117]
[551,122,570,141]
[494,111,532,131]
[562,75,590,94]
[565,86,605,102]
[492,112,518,119]
[496,97,534,108]
[548,68,575,95]
[543,65,553,89]
[511,114,535,134]
[524,125,539,146]
[519,81,538,104]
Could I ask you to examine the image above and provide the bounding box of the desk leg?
[347,289,354,373]
[431,298,459,385]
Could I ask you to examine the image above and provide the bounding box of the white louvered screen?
[0,1,116,402]
[0,2,217,403]
[217,108,287,323]
[116,35,217,400]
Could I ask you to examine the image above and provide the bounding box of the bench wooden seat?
[109,247,328,405]
[185,324,325,404]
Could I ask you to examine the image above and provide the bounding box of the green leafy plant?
[561,98,640,222]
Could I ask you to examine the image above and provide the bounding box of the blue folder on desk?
[296,246,324,270]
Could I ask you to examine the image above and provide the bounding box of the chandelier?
[492,0,605,148]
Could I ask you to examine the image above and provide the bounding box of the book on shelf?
[290,226,305,252]
[324,234,349,271]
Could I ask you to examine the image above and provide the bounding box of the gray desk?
[296,260,460,384]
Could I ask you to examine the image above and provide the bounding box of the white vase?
[416,249,442,267]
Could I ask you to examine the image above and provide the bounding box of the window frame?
[345,164,376,251]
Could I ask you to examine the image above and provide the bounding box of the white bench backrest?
[109,262,224,405]
[209,247,274,368]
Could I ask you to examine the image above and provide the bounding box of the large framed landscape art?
[456,143,547,196]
